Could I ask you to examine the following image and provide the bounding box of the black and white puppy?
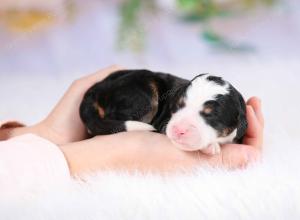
[80,69,247,154]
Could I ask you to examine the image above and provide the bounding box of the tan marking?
[93,102,105,119]
[203,107,213,114]
[141,81,159,123]
[221,128,234,137]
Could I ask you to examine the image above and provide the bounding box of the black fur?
[80,70,188,135]
[200,86,247,143]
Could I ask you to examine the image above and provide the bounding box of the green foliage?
[178,0,217,21]
[117,0,144,52]
[120,0,141,26]
[118,0,276,52]
[202,30,255,52]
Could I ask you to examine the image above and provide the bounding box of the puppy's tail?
[80,92,155,136]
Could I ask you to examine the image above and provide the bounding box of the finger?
[243,106,262,148]
[245,106,260,138]
[247,97,264,128]
[71,65,124,93]
[86,65,124,83]
[70,65,124,94]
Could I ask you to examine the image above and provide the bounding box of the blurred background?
[0,0,299,139]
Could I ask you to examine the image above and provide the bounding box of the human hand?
[117,96,264,171]
[60,97,264,175]
[8,65,122,145]
[40,65,123,145]
[213,97,264,169]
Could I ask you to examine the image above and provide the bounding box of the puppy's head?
[166,74,247,151]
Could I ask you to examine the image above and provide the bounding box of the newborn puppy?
[80,70,247,154]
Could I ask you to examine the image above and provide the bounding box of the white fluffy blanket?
[1,134,300,219]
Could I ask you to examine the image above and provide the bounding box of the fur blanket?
[0,131,299,219]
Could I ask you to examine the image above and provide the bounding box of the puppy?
[80,70,247,154]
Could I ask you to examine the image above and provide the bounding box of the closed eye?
[205,100,219,106]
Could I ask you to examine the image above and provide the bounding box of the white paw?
[125,121,156,132]
[201,143,221,156]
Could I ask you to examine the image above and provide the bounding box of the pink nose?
[172,126,189,138]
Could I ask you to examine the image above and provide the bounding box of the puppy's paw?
[201,143,221,156]
[125,121,156,132]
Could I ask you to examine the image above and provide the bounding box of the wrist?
[33,121,68,145]
[2,122,61,145]
[4,123,43,139]
[59,139,107,176]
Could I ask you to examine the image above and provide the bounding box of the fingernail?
[247,105,254,113]
[257,98,262,106]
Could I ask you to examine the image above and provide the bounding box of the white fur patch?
[125,121,156,132]
[185,74,229,109]
[217,129,237,145]
[166,74,232,150]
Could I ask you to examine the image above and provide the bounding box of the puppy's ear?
[234,92,248,144]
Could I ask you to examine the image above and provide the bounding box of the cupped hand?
[215,97,264,169]
[123,96,265,170]
[60,97,264,175]
[37,65,123,145]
